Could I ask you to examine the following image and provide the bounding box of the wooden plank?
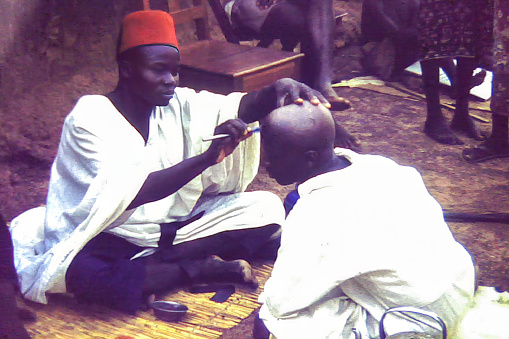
[179,40,303,76]
[179,59,301,94]
[171,6,208,25]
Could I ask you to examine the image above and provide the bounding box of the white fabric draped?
[10,88,284,304]
[259,149,475,338]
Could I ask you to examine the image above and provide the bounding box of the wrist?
[201,147,221,166]
[239,84,276,123]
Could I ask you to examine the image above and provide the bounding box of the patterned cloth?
[419,0,494,61]
[491,0,509,115]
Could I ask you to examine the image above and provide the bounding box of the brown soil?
[1,1,507,338]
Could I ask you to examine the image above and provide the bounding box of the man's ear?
[118,59,132,80]
[304,150,318,168]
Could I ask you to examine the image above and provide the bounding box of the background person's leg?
[421,58,464,145]
[450,57,485,140]
[295,0,350,110]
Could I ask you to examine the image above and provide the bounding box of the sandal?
[461,144,509,163]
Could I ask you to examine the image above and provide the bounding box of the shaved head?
[263,101,335,151]
[261,101,337,185]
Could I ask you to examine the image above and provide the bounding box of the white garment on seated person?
[258,149,475,339]
[10,87,285,304]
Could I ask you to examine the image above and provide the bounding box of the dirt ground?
[0,1,507,338]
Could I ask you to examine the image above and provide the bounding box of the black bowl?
[150,301,188,322]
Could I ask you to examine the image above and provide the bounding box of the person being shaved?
[8,10,331,314]
[255,102,475,338]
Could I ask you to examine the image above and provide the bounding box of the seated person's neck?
[327,154,351,172]
[306,154,351,183]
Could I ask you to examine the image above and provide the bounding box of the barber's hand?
[274,78,331,108]
[206,119,254,164]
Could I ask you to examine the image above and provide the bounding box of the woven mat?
[22,262,274,339]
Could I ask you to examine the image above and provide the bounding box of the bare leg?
[439,58,457,96]
[450,57,485,140]
[421,58,463,145]
[258,1,301,52]
[143,256,259,295]
[180,256,258,288]
[440,58,485,99]
[299,0,350,110]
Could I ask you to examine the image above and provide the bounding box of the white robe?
[258,149,475,339]
[10,87,285,304]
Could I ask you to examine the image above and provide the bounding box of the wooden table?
[179,40,304,94]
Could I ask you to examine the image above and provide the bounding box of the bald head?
[263,101,336,152]
[261,101,337,185]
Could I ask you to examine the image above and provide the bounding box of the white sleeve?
[176,88,260,195]
[45,97,147,245]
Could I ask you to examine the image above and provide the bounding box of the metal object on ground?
[151,301,188,322]
[379,306,447,339]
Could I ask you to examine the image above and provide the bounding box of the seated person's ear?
[118,59,132,79]
[304,150,318,167]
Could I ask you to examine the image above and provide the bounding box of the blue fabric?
[66,233,147,314]
[283,186,300,216]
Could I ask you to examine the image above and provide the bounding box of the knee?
[247,191,286,221]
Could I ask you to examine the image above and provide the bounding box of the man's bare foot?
[327,96,351,111]
[200,256,259,289]
[334,122,362,152]
[319,84,351,111]
[461,138,509,163]
[424,119,464,145]
[450,115,486,141]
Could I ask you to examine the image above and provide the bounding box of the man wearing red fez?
[9,10,332,313]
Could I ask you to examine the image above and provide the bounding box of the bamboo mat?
[21,262,274,339]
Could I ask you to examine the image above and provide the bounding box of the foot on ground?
[334,123,362,153]
[202,255,259,289]
[424,119,464,145]
[319,84,351,111]
[461,139,509,163]
[451,115,486,141]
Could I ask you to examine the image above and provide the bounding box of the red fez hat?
[119,10,179,54]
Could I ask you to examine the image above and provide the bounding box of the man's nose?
[163,72,177,85]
